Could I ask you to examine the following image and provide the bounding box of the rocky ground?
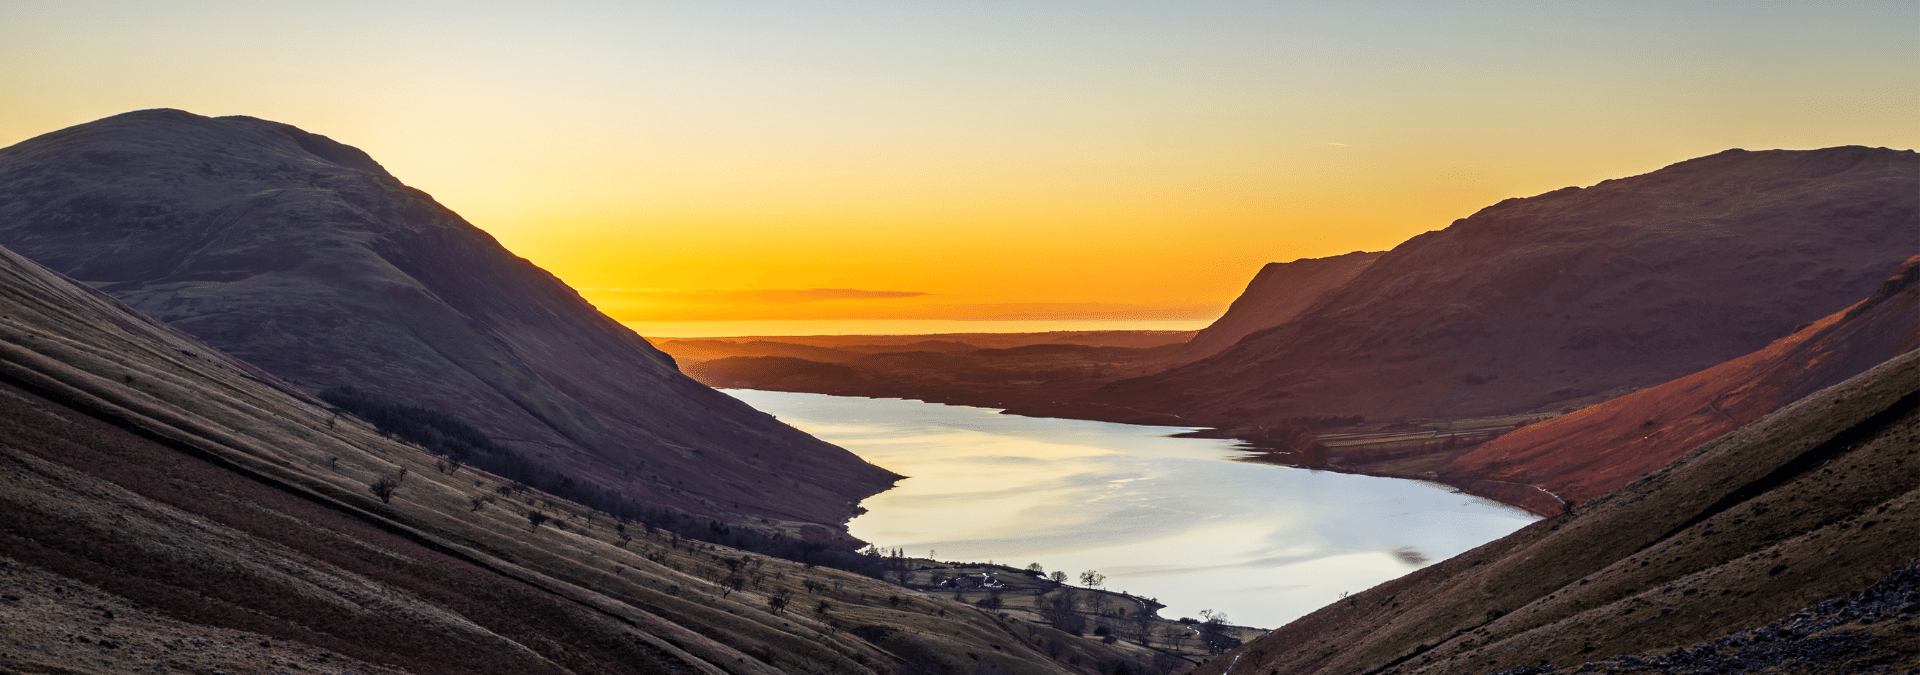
[1495,560,1920,674]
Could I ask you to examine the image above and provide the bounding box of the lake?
[724,389,1538,628]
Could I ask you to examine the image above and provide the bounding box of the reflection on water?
[724,389,1537,628]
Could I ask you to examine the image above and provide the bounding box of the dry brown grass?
[0,245,1185,674]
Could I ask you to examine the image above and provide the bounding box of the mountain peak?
[0,111,897,528]
[1063,145,1916,425]
[5,108,393,180]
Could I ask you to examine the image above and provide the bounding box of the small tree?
[1050,570,1068,584]
[1041,592,1080,632]
[1079,570,1106,590]
[977,591,1004,610]
[368,467,408,504]
[1132,604,1155,646]
[434,457,464,475]
[1026,562,1045,576]
[768,588,791,614]
[527,510,552,531]
[468,494,494,512]
[1198,609,1238,654]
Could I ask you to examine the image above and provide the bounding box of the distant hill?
[1058,146,1917,426]
[1446,255,1919,505]
[0,109,896,528]
[1167,250,1381,364]
[1195,348,1920,673]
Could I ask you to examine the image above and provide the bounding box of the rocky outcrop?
[0,109,896,528]
[1060,146,1918,426]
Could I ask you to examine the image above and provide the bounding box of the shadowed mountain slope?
[0,109,895,528]
[1447,256,1920,506]
[1195,349,1920,674]
[1060,147,1917,426]
[1166,250,1381,364]
[0,243,1155,675]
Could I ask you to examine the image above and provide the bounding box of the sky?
[3,1,1915,334]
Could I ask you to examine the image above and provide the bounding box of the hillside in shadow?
[0,240,1189,674]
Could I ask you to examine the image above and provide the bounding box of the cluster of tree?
[319,386,500,459]
[1195,609,1240,655]
[320,385,902,578]
[859,545,915,584]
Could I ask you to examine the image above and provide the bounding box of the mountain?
[0,109,896,529]
[1056,147,1917,427]
[0,241,1154,675]
[1445,255,1919,506]
[1166,250,1381,364]
[1195,349,1920,674]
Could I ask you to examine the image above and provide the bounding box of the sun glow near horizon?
[4,1,1915,331]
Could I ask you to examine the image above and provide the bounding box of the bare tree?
[1132,603,1155,646]
[1040,592,1081,633]
[434,457,464,475]
[368,467,408,504]
[1079,569,1106,590]
[468,494,494,512]
[1198,609,1238,654]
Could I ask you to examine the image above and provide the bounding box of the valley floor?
[653,331,1574,516]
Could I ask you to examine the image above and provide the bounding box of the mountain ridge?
[0,231,1157,675]
[1443,255,1919,507]
[1195,349,1920,673]
[0,108,897,529]
[1049,145,1917,426]
[1166,250,1382,364]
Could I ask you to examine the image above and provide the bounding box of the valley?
[0,108,1912,675]
[726,388,1536,628]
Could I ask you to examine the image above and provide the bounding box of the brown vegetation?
[1194,351,1920,674]
[0,241,1191,673]
[665,331,1194,410]
[1051,146,1918,427]
[1444,255,1920,509]
[0,108,897,530]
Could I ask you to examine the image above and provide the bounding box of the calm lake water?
[725,389,1537,628]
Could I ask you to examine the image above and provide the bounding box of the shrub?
[368,467,407,504]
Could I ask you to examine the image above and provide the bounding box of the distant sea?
[621,318,1214,339]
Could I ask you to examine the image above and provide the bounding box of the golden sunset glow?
[5,1,1915,334]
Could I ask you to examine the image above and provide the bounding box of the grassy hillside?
[1194,350,1919,674]
[0,244,1180,674]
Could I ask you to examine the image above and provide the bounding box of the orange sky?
[3,1,1915,332]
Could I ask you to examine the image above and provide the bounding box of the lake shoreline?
[725,388,1539,628]
[658,329,1571,518]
